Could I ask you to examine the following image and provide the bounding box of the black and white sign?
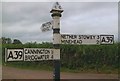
[100,35,114,44]
[5,48,60,62]
[61,34,114,45]
[61,34,100,45]
[5,49,24,61]
[41,21,53,32]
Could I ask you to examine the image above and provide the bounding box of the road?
[2,66,118,79]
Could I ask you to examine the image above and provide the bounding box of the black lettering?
[24,54,53,61]
[24,49,51,54]
[51,55,53,59]
[31,55,35,60]
[14,51,19,59]
[30,50,37,54]
[24,49,28,54]
[101,37,106,42]
[34,55,38,60]
[109,37,113,43]
[61,40,69,44]
[18,51,23,59]
[86,36,90,39]
[37,55,43,59]
[79,35,82,39]
[106,37,113,43]
[96,40,100,44]
[25,55,28,61]
[7,51,14,59]
[61,35,66,39]
[78,40,82,44]
[70,35,77,39]
[45,55,49,59]
[97,35,100,39]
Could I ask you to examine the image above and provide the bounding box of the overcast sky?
[2,2,118,43]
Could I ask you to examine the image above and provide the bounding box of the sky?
[1,2,118,43]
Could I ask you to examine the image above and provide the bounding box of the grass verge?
[3,63,118,74]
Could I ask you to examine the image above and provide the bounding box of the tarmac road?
[2,66,118,79]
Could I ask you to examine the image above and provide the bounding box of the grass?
[4,63,53,71]
[3,63,118,74]
[61,67,118,74]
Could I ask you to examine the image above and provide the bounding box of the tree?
[2,37,6,44]
[13,39,22,44]
[1,37,12,44]
[6,38,12,44]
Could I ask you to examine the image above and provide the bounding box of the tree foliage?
[13,39,22,44]
[1,37,22,44]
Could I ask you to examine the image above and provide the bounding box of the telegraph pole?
[50,2,63,81]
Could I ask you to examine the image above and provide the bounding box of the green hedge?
[2,43,119,72]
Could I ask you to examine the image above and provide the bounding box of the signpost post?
[50,2,63,81]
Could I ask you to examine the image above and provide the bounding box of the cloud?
[0,3,2,37]
[61,2,118,40]
[2,2,52,24]
[1,0,119,2]
[2,2,118,43]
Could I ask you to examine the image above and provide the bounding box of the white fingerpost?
[50,2,63,81]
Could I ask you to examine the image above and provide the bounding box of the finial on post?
[50,2,63,17]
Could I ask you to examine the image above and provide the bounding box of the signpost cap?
[50,2,63,13]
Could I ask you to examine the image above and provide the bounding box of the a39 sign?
[61,34,114,45]
[5,48,60,62]
[5,49,23,61]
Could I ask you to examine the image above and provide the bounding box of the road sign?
[61,34,100,45]
[5,48,24,62]
[24,48,60,61]
[41,21,53,32]
[5,48,60,62]
[100,35,114,44]
[61,34,114,45]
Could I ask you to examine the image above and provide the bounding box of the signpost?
[4,2,115,81]
[41,21,53,32]
[50,2,63,81]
